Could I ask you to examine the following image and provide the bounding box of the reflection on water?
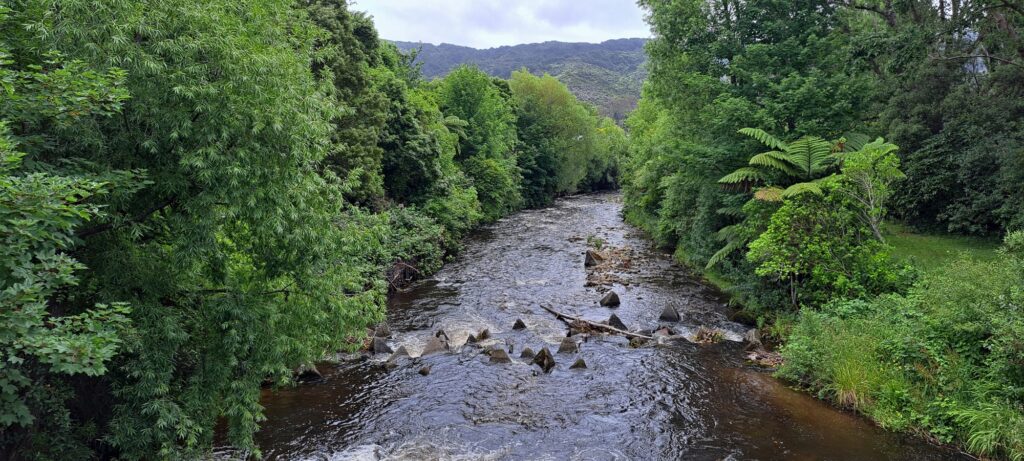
[220,194,967,461]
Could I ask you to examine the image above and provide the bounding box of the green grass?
[885,223,1001,270]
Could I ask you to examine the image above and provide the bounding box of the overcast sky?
[353,0,651,49]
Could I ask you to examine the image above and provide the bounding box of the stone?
[477,329,491,341]
[373,323,391,338]
[570,358,587,370]
[532,347,556,373]
[421,337,448,356]
[520,347,536,359]
[659,305,681,322]
[654,326,676,337]
[512,319,528,330]
[435,329,449,341]
[557,337,578,354]
[629,337,647,348]
[418,365,431,376]
[465,334,478,344]
[372,337,393,354]
[600,291,621,307]
[585,249,605,267]
[295,365,322,383]
[489,348,513,364]
[607,314,628,331]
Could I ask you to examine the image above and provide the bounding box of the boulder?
[373,337,393,354]
[532,347,556,373]
[659,305,681,322]
[607,314,628,331]
[418,365,431,376]
[512,319,528,330]
[465,334,478,344]
[421,337,448,356]
[570,358,587,370]
[600,291,621,307]
[585,249,605,267]
[489,348,513,364]
[477,329,491,341]
[557,337,578,354]
[520,347,536,359]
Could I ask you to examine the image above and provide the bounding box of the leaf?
[739,128,788,150]
[749,151,799,176]
[781,182,823,197]
[719,167,766,184]
[754,186,785,202]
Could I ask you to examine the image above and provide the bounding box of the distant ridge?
[392,38,648,122]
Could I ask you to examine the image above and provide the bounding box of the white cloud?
[352,0,650,48]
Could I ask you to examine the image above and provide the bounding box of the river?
[222,193,968,460]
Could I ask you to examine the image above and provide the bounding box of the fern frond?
[749,151,799,176]
[739,128,787,150]
[719,167,766,184]
[839,133,871,152]
[706,240,744,270]
[715,224,743,241]
[716,206,745,218]
[754,186,785,202]
[781,182,823,198]
[787,136,834,178]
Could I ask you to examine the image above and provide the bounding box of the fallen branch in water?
[540,304,652,340]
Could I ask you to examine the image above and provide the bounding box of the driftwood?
[540,304,653,340]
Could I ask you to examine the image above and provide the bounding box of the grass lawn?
[885,222,1002,270]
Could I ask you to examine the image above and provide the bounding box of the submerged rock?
[659,305,681,322]
[520,347,536,359]
[532,347,556,373]
[373,337,393,354]
[628,337,648,348]
[557,337,578,354]
[489,348,513,364]
[570,358,587,370]
[418,365,431,376]
[512,319,528,330]
[607,314,628,331]
[600,291,621,307]
[585,249,605,267]
[421,337,448,356]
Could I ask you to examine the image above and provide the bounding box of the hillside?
[392,38,648,121]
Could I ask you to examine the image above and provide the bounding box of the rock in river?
[607,314,628,331]
[570,358,587,370]
[489,348,513,364]
[600,291,621,307]
[512,319,528,330]
[532,347,556,373]
[520,347,536,359]
[585,249,604,267]
[421,337,448,356]
[418,365,431,376]
[557,337,578,354]
[373,324,391,338]
[373,337,393,354]
[659,305,681,322]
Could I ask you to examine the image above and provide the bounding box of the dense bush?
[780,232,1024,460]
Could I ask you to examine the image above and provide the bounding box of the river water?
[228,194,967,460]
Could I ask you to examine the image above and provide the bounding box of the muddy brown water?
[218,194,969,460]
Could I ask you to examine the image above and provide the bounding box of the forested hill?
[392,38,648,121]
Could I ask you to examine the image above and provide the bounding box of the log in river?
[216,193,968,460]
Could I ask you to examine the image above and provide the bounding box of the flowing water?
[226,194,968,461]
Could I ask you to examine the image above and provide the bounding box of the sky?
[352,0,651,49]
